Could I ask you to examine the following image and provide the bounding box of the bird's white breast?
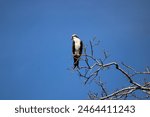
[74,38,81,50]
[73,37,81,55]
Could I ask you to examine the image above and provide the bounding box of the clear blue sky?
[0,0,150,99]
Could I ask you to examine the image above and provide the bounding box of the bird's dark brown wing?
[72,41,75,54]
[79,41,83,55]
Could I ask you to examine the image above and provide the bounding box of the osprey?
[71,34,83,69]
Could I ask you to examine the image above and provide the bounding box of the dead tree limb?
[73,38,150,100]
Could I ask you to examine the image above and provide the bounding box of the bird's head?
[71,34,79,40]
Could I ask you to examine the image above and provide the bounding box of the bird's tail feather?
[73,56,80,69]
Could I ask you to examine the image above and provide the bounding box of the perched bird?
[71,34,83,69]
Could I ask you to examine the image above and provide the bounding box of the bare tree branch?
[73,38,150,100]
